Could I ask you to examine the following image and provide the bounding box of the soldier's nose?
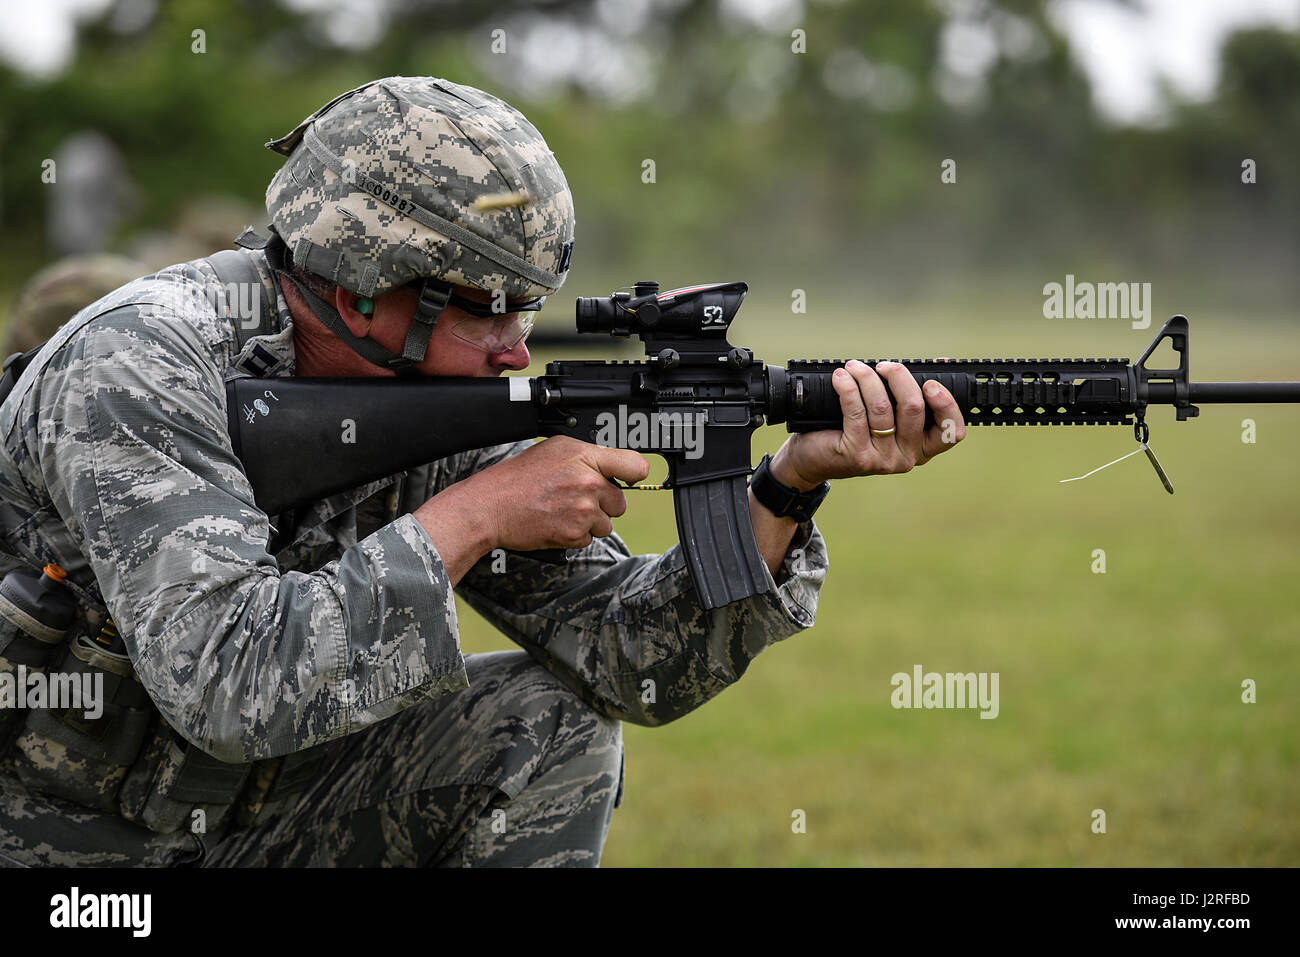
[493,340,530,372]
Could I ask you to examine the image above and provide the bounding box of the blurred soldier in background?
[128,195,263,273]
[4,195,259,356]
[3,254,146,354]
[46,131,135,258]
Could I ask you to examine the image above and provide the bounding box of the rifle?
[226,280,1300,610]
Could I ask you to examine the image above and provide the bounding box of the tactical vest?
[0,235,325,836]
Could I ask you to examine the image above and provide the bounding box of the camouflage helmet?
[263,76,575,373]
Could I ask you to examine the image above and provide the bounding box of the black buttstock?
[226,376,541,515]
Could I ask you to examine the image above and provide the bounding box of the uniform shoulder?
[67,259,239,366]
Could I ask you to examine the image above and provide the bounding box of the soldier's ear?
[334,288,374,337]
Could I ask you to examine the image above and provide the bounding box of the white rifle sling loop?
[1060,415,1175,493]
[1058,445,1149,485]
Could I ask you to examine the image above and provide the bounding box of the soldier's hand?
[770,360,966,489]
[471,436,650,551]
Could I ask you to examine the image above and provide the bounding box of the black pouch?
[0,566,76,752]
[118,714,253,835]
[11,635,152,811]
[0,613,67,752]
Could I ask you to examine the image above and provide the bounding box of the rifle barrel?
[1149,382,1300,404]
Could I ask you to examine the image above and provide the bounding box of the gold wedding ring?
[871,427,897,437]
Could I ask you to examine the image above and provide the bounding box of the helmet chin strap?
[276,271,450,376]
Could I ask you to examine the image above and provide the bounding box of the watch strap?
[750,454,829,523]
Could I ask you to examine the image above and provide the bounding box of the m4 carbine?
[226,281,1300,610]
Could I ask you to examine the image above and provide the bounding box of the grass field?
[457,298,1300,866]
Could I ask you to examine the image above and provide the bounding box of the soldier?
[0,77,965,867]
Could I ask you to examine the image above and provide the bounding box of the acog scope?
[575,280,749,341]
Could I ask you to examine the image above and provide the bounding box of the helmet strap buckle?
[390,277,451,372]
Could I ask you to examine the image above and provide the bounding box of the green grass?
[457,302,1300,866]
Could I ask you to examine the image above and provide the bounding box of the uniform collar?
[224,238,298,379]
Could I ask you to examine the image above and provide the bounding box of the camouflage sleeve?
[450,442,828,726]
[35,305,468,763]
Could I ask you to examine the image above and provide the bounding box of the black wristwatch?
[750,454,830,523]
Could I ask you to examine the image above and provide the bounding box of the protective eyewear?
[450,313,535,354]
[405,280,544,354]
[446,291,546,319]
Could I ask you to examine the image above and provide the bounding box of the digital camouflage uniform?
[0,78,828,867]
[2,253,146,354]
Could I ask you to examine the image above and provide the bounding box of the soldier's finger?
[591,446,651,486]
[831,363,869,452]
[876,362,926,461]
[596,478,629,519]
[856,360,896,451]
[919,381,966,461]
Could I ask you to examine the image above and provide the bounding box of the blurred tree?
[0,0,1294,306]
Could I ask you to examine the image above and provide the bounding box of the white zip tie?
[1059,444,1149,484]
